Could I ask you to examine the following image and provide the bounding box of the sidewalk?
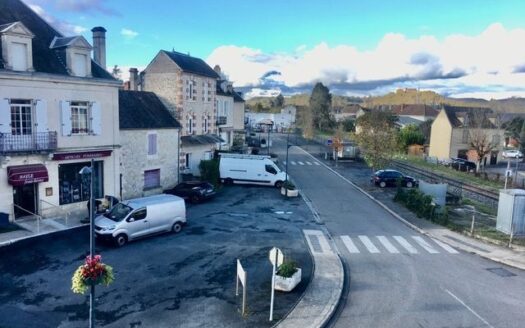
[297,144,525,271]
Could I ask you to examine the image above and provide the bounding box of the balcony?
[217,116,227,125]
[0,132,58,154]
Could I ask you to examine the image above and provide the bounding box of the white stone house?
[119,90,181,200]
[0,0,121,222]
[140,51,222,176]
[245,106,296,132]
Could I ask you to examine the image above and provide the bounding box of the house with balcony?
[140,51,222,176]
[119,90,181,200]
[429,106,505,165]
[0,0,120,222]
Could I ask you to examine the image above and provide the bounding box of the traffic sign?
[269,247,284,266]
[327,139,333,146]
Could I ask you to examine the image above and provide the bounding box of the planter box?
[274,268,302,292]
[281,187,299,197]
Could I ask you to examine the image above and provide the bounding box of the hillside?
[246,94,362,111]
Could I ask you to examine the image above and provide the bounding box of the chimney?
[129,68,138,91]
[91,26,107,69]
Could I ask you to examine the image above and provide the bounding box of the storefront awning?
[7,164,49,186]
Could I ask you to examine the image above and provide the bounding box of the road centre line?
[444,289,494,328]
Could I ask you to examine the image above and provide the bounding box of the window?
[147,133,157,156]
[204,117,208,133]
[130,208,147,221]
[72,53,88,77]
[265,164,278,175]
[187,117,193,134]
[71,101,89,134]
[186,79,197,101]
[144,169,160,189]
[11,42,28,71]
[10,99,32,135]
[59,161,104,205]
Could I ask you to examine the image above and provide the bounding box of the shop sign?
[52,150,112,161]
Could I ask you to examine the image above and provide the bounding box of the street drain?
[486,267,516,277]
[308,235,323,253]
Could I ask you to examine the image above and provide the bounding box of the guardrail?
[40,199,70,226]
[14,204,44,233]
[0,131,57,154]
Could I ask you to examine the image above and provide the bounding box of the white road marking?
[340,236,360,253]
[313,162,320,165]
[393,236,418,254]
[432,238,459,254]
[358,235,380,253]
[412,236,439,254]
[444,289,494,328]
[291,161,297,165]
[298,161,305,165]
[306,161,313,165]
[377,236,399,253]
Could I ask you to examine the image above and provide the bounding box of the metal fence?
[0,132,57,154]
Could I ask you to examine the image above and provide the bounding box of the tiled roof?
[233,91,245,103]
[181,134,223,146]
[162,50,219,79]
[119,90,181,129]
[49,36,78,49]
[0,0,114,79]
[443,106,496,129]
[390,104,440,117]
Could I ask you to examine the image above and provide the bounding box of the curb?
[296,146,525,272]
[0,224,87,250]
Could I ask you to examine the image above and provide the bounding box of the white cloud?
[121,28,139,39]
[206,23,525,99]
[28,3,87,35]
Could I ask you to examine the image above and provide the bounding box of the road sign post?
[269,247,283,321]
[236,259,247,316]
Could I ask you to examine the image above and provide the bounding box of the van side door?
[126,208,149,239]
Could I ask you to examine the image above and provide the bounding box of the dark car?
[450,158,476,172]
[371,169,418,188]
[163,181,216,203]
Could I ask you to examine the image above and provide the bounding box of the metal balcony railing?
[217,116,227,125]
[0,131,58,154]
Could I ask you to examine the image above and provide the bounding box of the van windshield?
[104,203,132,222]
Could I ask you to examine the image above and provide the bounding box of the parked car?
[164,181,216,203]
[450,158,477,172]
[371,169,418,188]
[502,149,523,159]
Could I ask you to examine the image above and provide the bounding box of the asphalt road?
[0,185,315,328]
[272,134,525,328]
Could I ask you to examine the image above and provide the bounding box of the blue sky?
[24,0,525,99]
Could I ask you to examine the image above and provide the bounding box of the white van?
[219,153,286,187]
[94,194,186,247]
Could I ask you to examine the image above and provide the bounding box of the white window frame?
[10,99,32,135]
[70,101,90,135]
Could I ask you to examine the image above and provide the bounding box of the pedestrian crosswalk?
[338,235,459,255]
[284,160,321,166]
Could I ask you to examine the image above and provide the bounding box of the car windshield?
[104,203,133,222]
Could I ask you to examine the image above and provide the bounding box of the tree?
[341,118,355,132]
[469,130,496,172]
[354,110,398,171]
[309,83,333,131]
[301,106,314,139]
[520,120,525,153]
[398,124,425,151]
[111,65,121,80]
[418,119,433,144]
[273,93,285,108]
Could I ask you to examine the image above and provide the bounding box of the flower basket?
[275,261,302,292]
[72,255,114,294]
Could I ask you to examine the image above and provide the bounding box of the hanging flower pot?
[71,255,114,294]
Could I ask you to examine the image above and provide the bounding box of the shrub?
[395,188,434,219]
[277,261,298,278]
[282,180,296,190]
[199,158,220,187]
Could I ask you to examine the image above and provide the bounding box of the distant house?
[389,104,439,122]
[140,50,222,176]
[333,104,362,122]
[119,90,181,200]
[245,106,297,131]
[429,106,505,165]
[0,0,120,222]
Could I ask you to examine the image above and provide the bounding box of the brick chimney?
[129,68,138,91]
[91,26,106,69]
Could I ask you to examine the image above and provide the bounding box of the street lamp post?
[267,125,271,155]
[285,128,291,196]
[79,159,95,328]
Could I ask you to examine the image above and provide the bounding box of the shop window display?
[59,161,104,205]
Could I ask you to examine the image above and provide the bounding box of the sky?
[21,0,525,100]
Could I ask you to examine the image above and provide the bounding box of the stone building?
[0,0,121,221]
[140,51,222,176]
[119,90,181,200]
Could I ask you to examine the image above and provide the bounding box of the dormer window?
[50,36,92,77]
[0,21,35,72]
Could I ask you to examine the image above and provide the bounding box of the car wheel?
[406,181,413,188]
[172,222,182,233]
[190,194,200,203]
[379,181,387,188]
[114,234,127,247]
[275,180,284,188]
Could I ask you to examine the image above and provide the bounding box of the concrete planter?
[275,268,302,292]
[281,187,299,197]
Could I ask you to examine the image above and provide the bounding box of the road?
[272,134,525,328]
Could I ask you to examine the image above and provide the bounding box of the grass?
[461,198,497,216]
[397,154,505,192]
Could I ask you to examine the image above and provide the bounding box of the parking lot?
[0,185,316,328]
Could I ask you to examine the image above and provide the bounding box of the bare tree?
[468,110,498,171]
[469,130,496,171]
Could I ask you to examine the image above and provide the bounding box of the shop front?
[7,164,49,218]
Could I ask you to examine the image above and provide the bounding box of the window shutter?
[35,100,48,133]
[0,99,11,134]
[148,134,157,155]
[61,100,71,136]
[90,102,102,135]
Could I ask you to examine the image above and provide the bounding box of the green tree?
[354,110,398,171]
[398,124,425,151]
[341,118,355,132]
[520,120,525,153]
[302,106,314,139]
[418,119,433,144]
[274,93,285,108]
[309,83,333,131]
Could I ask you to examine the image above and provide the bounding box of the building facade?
[0,0,120,221]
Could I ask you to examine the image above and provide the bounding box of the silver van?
[94,194,186,247]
